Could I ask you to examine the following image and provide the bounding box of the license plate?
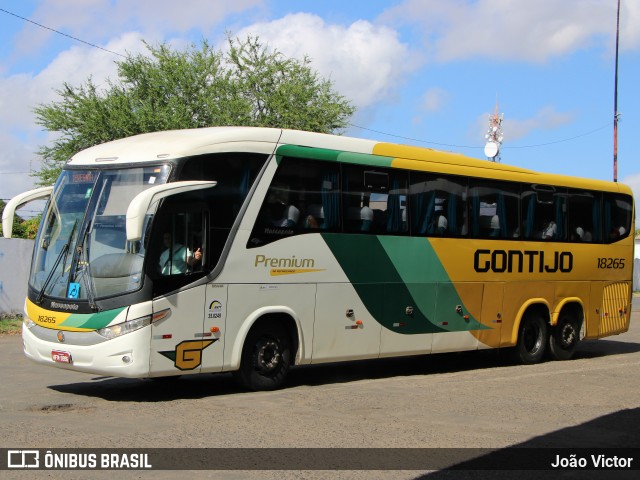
[52,350,72,364]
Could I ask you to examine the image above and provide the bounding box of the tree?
[33,36,355,185]
[0,200,40,239]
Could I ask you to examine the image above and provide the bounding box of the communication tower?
[484,100,504,162]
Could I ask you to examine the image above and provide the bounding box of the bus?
[2,127,635,391]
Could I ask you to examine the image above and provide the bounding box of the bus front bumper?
[22,322,151,378]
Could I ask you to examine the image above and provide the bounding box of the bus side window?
[154,209,205,277]
[248,157,340,247]
[522,186,566,241]
[342,166,407,235]
[470,181,519,239]
[567,189,599,243]
[409,173,467,237]
[603,193,633,243]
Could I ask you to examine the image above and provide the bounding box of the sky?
[1,0,639,224]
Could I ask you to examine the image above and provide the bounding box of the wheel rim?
[255,339,281,374]
[558,322,576,349]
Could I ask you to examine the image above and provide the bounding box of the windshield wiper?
[35,219,78,305]
[77,226,98,311]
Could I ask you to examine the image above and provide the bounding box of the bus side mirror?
[125,181,216,241]
[2,186,53,238]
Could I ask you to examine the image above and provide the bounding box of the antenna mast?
[484,98,504,162]
[613,0,620,182]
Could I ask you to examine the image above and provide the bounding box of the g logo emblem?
[160,340,216,371]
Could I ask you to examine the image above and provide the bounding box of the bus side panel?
[379,282,435,358]
[224,283,317,370]
[599,281,632,337]
[476,282,504,349]
[585,282,604,339]
[502,281,555,347]
[431,282,482,354]
[149,284,209,377]
[313,283,382,363]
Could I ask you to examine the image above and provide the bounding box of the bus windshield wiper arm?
[35,219,78,305]
[35,242,68,305]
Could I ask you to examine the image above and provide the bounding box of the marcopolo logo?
[50,302,79,311]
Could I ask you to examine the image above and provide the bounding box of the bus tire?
[234,321,291,391]
[513,311,548,364]
[548,313,579,361]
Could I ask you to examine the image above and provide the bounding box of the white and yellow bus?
[2,127,635,390]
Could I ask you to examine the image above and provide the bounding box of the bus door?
[148,205,217,376]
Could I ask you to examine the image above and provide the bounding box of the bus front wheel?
[234,322,291,391]
[548,314,579,361]
[513,312,548,364]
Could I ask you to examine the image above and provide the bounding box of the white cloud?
[421,87,449,113]
[0,130,40,201]
[0,32,149,200]
[234,13,415,108]
[503,106,576,140]
[380,0,640,63]
[0,32,147,133]
[13,0,263,58]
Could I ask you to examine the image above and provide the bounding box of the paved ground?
[1,296,639,479]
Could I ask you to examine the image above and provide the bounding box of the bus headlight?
[24,317,37,329]
[97,315,151,339]
[96,309,170,339]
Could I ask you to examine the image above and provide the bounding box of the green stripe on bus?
[379,236,489,332]
[276,145,393,168]
[321,234,445,334]
[321,234,489,334]
[60,307,126,330]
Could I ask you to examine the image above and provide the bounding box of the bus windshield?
[30,165,171,302]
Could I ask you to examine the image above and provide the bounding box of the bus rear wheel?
[234,322,291,391]
[548,314,579,361]
[513,312,548,364]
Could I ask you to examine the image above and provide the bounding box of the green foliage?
[33,35,355,185]
[0,200,41,239]
[0,314,22,335]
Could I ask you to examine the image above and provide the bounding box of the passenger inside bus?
[542,220,557,240]
[159,232,202,275]
[263,188,300,228]
[429,214,448,235]
[489,215,500,237]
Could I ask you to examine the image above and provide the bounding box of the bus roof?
[66,126,631,196]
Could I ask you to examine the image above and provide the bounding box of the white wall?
[0,238,34,314]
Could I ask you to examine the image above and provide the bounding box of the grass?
[0,315,22,335]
